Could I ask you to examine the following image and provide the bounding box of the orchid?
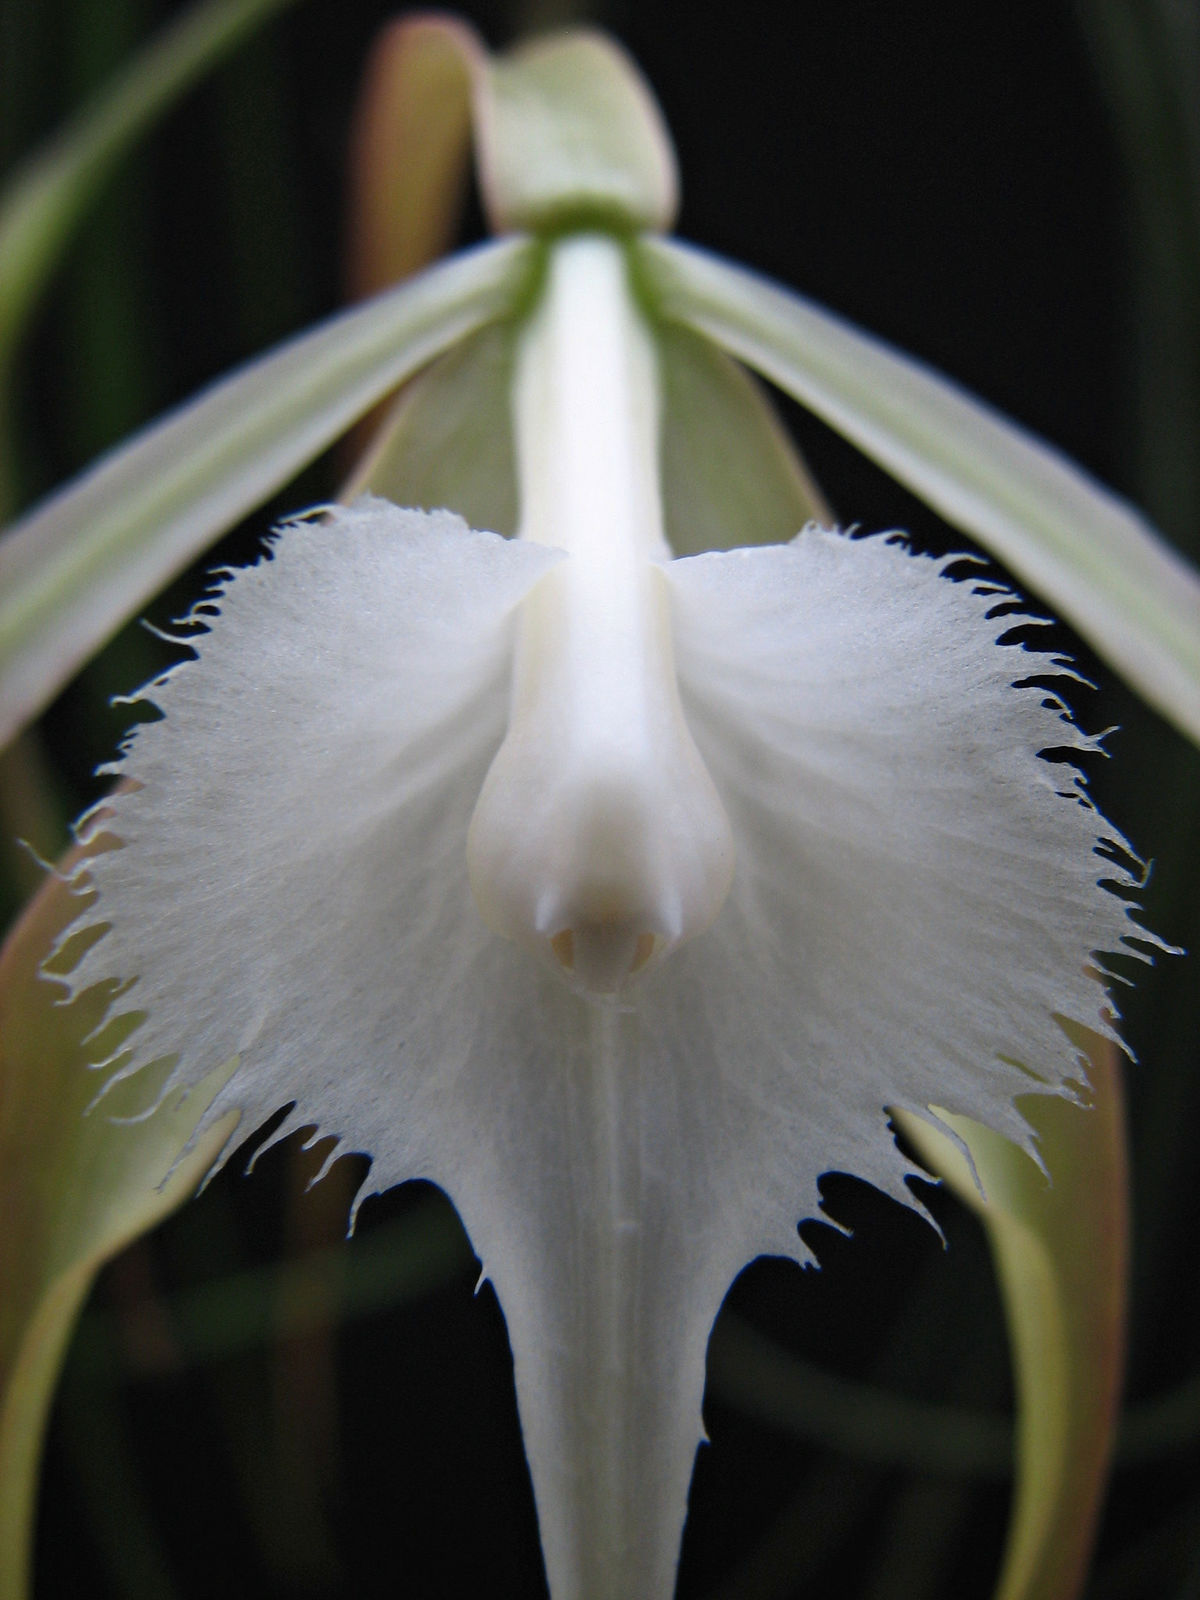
[1,15,1197,1600]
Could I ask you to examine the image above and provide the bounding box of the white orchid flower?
[0,23,1185,1600]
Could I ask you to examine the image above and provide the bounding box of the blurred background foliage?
[0,0,1197,1596]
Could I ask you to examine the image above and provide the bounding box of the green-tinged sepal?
[658,321,831,553]
[347,19,679,262]
[0,855,239,1600]
[638,233,1200,745]
[475,31,678,237]
[897,1032,1128,1600]
[0,236,533,751]
[343,322,519,537]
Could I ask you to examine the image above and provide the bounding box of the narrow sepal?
[658,321,831,555]
[640,234,1200,744]
[0,238,532,749]
[898,1027,1129,1600]
[343,322,518,537]
[0,848,237,1599]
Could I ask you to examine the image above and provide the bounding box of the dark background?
[1,1,1198,1596]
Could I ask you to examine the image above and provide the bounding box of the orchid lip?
[466,232,735,997]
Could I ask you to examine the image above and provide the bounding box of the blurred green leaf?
[0,0,303,383]
[708,1312,1011,1478]
[1075,0,1200,556]
[71,1192,470,1379]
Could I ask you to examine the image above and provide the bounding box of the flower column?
[469,232,734,992]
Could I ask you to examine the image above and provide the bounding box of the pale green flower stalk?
[0,21,1194,1600]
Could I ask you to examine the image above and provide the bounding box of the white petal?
[63,512,1153,1600]
[65,499,561,1166]
[450,530,1155,1600]
[659,527,1149,1247]
[62,493,701,1599]
[501,528,1153,1600]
